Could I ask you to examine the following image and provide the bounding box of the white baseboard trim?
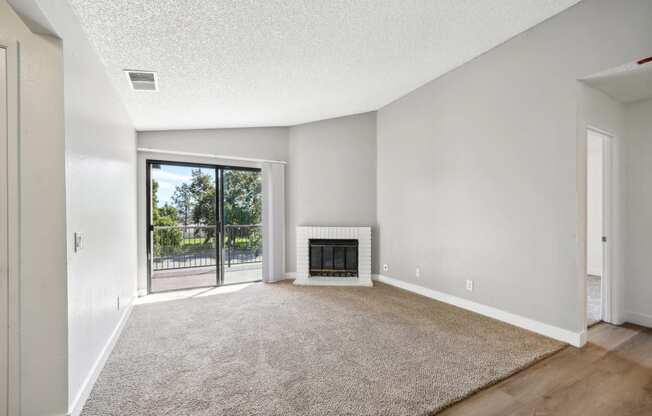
[373,274,585,347]
[284,272,301,280]
[625,311,652,328]
[587,269,602,278]
[68,298,135,416]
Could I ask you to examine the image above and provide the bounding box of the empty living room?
[2,0,652,415]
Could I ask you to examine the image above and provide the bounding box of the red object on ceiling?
[637,56,652,65]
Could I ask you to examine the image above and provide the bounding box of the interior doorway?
[146,161,262,293]
[586,128,611,327]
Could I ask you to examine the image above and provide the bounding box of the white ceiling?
[583,60,652,104]
[68,0,581,130]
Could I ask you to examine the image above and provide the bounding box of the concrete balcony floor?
[151,262,262,293]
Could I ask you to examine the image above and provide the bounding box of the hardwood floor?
[440,323,652,416]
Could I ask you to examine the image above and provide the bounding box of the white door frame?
[0,38,20,416]
[587,126,614,325]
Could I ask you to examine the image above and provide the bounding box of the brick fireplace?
[294,226,372,286]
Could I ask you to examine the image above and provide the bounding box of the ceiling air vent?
[124,70,158,91]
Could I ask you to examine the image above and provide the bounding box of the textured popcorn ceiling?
[68,0,580,130]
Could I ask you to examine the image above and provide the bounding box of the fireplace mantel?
[294,226,372,287]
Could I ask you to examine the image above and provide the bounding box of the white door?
[587,130,604,278]
[586,127,613,325]
[0,45,9,416]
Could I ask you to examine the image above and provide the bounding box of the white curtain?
[262,162,286,282]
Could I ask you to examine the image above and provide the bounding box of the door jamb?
[587,126,614,326]
[1,38,20,416]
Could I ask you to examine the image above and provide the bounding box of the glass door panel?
[221,168,263,284]
[148,162,218,293]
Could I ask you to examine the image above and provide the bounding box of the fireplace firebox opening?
[309,239,358,277]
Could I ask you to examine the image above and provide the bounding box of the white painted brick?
[295,226,372,281]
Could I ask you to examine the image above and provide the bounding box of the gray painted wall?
[376,0,652,334]
[287,112,377,273]
[0,3,67,414]
[624,98,652,326]
[34,1,140,413]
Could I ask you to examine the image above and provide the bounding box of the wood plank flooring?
[439,323,652,416]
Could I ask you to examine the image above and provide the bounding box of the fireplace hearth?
[309,239,358,277]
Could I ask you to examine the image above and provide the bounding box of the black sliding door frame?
[146,159,261,294]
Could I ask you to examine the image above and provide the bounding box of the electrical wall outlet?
[466,280,473,292]
[415,267,420,278]
[74,232,83,252]
[382,264,389,272]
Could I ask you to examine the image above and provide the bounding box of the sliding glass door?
[222,168,263,284]
[147,161,262,293]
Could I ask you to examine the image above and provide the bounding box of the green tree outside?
[153,168,262,258]
[151,179,182,256]
[224,170,261,251]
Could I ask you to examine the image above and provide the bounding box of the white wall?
[287,112,378,273]
[138,127,289,162]
[0,2,67,415]
[19,1,139,414]
[586,131,603,277]
[376,0,652,336]
[624,98,652,327]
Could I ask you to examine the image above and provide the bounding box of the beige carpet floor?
[81,281,563,416]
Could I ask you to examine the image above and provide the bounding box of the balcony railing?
[152,224,262,271]
[224,224,262,267]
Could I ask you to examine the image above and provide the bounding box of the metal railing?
[224,224,262,267]
[152,224,262,271]
[152,225,217,270]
